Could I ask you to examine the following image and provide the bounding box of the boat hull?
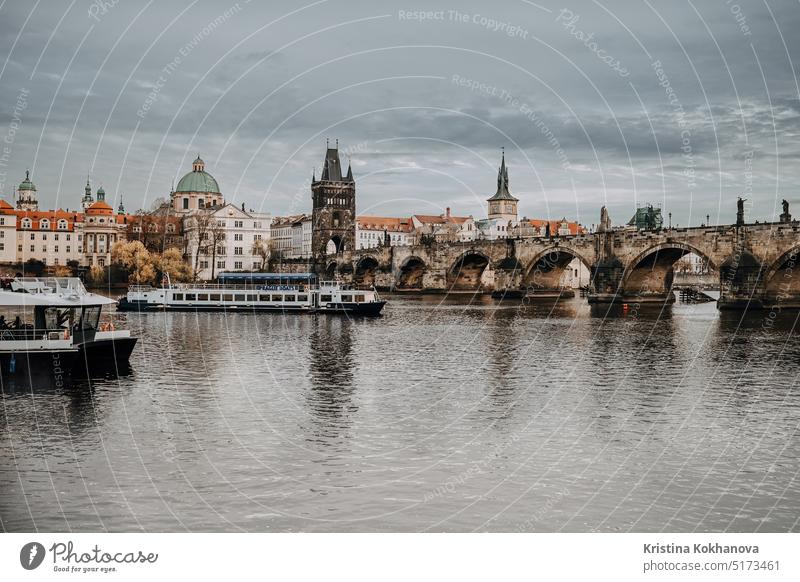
[0,349,78,380]
[318,301,387,316]
[118,297,387,316]
[74,337,138,373]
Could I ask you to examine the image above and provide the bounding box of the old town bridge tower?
[311,140,356,268]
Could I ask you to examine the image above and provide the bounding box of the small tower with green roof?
[16,170,38,211]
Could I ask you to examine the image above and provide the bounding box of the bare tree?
[188,211,213,280]
[208,217,226,280]
[251,238,270,271]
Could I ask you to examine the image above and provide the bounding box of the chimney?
[446,207,451,219]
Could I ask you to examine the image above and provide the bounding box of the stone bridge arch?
[324,259,352,280]
[762,245,800,306]
[396,255,427,290]
[717,249,764,308]
[448,250,492,291]
[620,242,717,300]
[324,260,337,279]
[523,246,594,291]
[353,255,380,287]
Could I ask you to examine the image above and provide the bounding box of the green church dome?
[18,170,36,191]
[175,156,220,194]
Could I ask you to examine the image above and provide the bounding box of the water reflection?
[1,366,133,437]
[305,316,356,440]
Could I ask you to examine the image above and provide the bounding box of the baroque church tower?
[311,140,356,266]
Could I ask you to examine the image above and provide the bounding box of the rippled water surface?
[2,294,799,532]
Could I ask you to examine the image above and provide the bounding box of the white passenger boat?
[0,277,137,377]
[117,272,387,316]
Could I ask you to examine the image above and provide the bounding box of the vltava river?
[2,294,799,532]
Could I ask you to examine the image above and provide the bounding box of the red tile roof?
[523,218,586,235]
[356,216,412,232]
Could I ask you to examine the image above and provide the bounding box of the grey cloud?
[0,0,798,226]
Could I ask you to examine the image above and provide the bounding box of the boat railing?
[0,327,70,342]
[12,277,88,296]
[163,283,307,291]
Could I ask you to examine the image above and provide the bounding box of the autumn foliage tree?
[111,240,157,285]
[156,247,193,283]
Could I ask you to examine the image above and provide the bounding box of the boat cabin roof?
[0,277,115,307]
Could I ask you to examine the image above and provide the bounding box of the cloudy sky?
[0,0,798,228]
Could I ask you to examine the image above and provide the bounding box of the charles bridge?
[318,208,800,310]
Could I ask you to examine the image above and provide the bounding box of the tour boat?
[0,277,137,377]
[117,272,387,316]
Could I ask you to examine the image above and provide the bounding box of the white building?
[290,214,313,258]
[270,214,301,258]
[356,216,413,249]
[184,203,271,280]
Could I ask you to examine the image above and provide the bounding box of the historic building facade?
[1,172,131,268]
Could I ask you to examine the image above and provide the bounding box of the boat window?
[185,294,196,301]
[284,295,295,302]
[340,295,351,302]
[80,306,101,330]
[223,294,233,302]
[43,307,59,330]
[259,295,270,302]
[247,294,257,302]
[210,294,220,301]
[321,294,332,303]
[271,294,282,301]
[198,294,209,301]
[354,295,365,303]
[298,295,308,302]
[235,294,245,301]
[173,293,184,301]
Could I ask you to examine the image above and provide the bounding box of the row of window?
[360,232,407,241]
[22,232,76,241]
[18,245,74,253]
[168,292,368,303]
[197,261,261,270]
[132,223,177,233]
[17,218,70,230]
[171,293,309,303]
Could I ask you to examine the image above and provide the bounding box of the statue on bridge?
[736,197,746,226]
[598,206,612,233]
[780,199,792,223]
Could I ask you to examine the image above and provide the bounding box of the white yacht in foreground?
[118,272,387,316]
[0,277,137,378]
